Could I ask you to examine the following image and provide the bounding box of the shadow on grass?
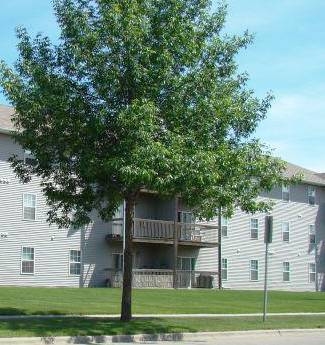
[0,317,194,340]
[0,308,66,316]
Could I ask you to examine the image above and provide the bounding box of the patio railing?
[106,269,217,289]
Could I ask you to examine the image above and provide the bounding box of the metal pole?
[122,200,126,274]
[263,240,269,322]
[173,196,179,289]
[218,206,222,290]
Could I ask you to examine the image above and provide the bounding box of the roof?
[284,162,325,186]
[1,104,325,186]
[0,105,15,133]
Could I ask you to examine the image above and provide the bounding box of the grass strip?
[0,288,324,315]
[0,316,324,337]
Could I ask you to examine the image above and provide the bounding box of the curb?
[0,329,324,345]
[1,312,325,320]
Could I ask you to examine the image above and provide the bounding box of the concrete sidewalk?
[0,312,325,319]
[0,329,324,345]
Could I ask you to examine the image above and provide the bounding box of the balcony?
[106,218,218,248]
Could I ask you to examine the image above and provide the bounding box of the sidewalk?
[0,312,325,319]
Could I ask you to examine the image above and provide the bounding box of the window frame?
[112,252,124,271]
[177,256,196,271]
[309,263,316,283]
[283,261,290,282]
[282,184,290,202]
[309,224,316,245]
[307,186,316,206]
[282,222,290,243]
[69,249,81,276]
[221,258,228,281]
[22,193,37,221]
[250,218,259,240]
[250,260,259,281]
[221,217,228,237]
[21,246,35,275]
[23,149,37,166]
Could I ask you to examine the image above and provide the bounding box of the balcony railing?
[106,217,218,245]
[133,218,215,243]
[106,269,217,289]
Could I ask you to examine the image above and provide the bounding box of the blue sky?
[0,1,324,172]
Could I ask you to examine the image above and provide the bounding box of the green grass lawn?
[0,316,324,337]
[0,287,324,315]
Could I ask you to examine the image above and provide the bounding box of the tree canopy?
[0,0,292,320]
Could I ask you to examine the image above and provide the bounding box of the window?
[178,211,195,240]
[308,186,316,205]
[282,185,290,201]
[23,150,37,166]
[112,204,124,236]
[222,258,228,280]
[250,260,258,281]
[282,222,290,242]
[178,211,195,224]
[309,224,316,245]
[309,263,316,283]
[250,218,258,239]
[221,217,228,237]
[112,253,124,271]
[69,250,81,275]
[23,193,36,220]
[283,262,290,282]
[177,257,196,271]
[21,247,34,274]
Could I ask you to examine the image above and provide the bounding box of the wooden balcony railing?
[106,218,218,245]
[132,218,215,243]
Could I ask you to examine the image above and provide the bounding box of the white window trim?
[177,256,196,271]
[221,258,228,281]
[221,217,228,238]
[249,260,259,281]
[23,149,36,165]
[21,246,35,275]
[22,193,37,221]
[282,184,290,202]
[307,186,316,206]
[309,224,316,245]
[250,218,259,240]
[282,221,290,243]
[283,261,290,282]
[112,252,124,271]
[309,263,316,283]
[69,249,81,276]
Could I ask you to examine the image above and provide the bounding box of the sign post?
[263,215,273,322]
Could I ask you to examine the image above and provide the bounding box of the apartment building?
[0,105,324,291]
[221,167,325,292]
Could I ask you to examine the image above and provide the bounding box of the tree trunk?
[120,195,135,322]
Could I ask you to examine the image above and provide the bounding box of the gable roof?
[284,162,325,186]
[0,105,15,133]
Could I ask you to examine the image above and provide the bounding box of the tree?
[0,0,292,321]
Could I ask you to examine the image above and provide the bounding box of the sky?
[0,1,324,172]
